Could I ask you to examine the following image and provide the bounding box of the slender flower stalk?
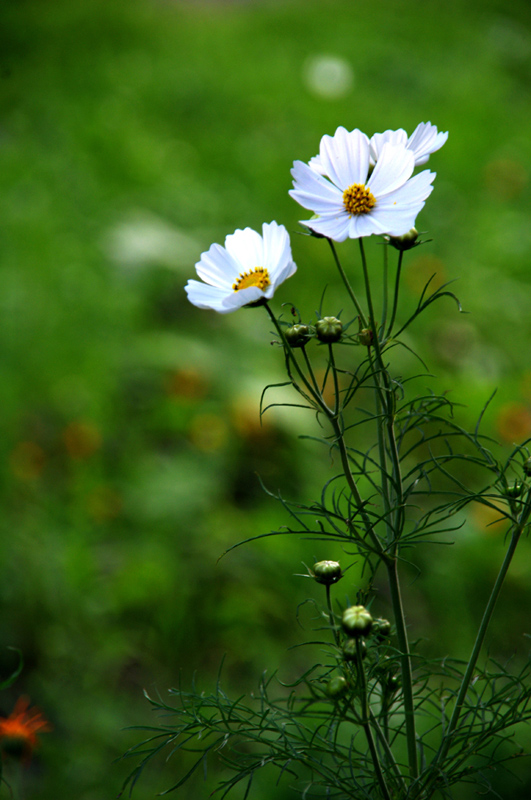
[380,238,390,336]
[386,248,405,340]
[354,638,393,800]
[327,238,368,327]
[427,489,531,788]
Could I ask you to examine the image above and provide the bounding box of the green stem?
[325,584,340,647]
[386,249,404,340]
[263,303,331,417]
[369,349,393,546]
[359,238,379,348]
[356,639,393,800]
[386,557,418,780]
[380,239,389,337]
[369,708,407,793]
[327,238,368,327]
[360,242,414,776]
[330,418,385,558]
[328,343,340,417]
[429,493,531,780]
[301,345,321,395]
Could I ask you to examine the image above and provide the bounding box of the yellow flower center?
[343,184,376,216]
[232,267,270,292]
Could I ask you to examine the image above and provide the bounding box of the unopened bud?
[312,560,342,586]
[505,481,524,499]
[524,458,531,477]
[386,228,419,251]
[342,638,367,662]
[372,618,392,640]
[285,324,311,348]
[325,675,349,699]
[359,328,373,347]
[342,605,373,638]
[315,317,343,343]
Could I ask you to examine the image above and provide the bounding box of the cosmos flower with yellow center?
[290,127,436,242]
[185,222,297,313]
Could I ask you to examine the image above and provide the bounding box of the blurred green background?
[2,0,531,796]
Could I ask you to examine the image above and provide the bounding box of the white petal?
[221,285,263,311]
[368,144,415,197]
[370,129,407,162]
[373,207,423,236]
[290,162,344,213]
[268,259,297,294]
[376,170,435,210]
[224,227,264,271]
[262,221,292,280]
[291,161,343,203]
[349,212,390,237]
[301,212,351,242]
[308,154,326,175]
[185,280,231,311]
[195,243,239,288]
[407,122,448,165]
[319,127,370,188]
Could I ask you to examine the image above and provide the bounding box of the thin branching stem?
[360,238,418,780]
[327,237,368,327]
[263,302,332,417]
[325,584,340,647]
[380,239,389,336]
[301,345,322,395]
[386,249,404,340]
[425,487,531,792]
[355,639,393,800]
[328,343,341,417]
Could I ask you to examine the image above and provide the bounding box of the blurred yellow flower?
[189,413,228,452]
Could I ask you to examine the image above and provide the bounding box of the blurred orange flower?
[0,697,51,760]
[62,419,102,460]
[9,441,46,481]
[496,402,531,443]
[165,367,208,400]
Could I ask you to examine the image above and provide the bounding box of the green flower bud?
[359,328,373,347]
[342,605,373,638]
[505,481,524,498]
[386,228,419,251]
[284,324,311,348]
[342,638,367,662]
[325,675,349,699]
[372,618,392,640]
[312,560,342,586]
[386,674,400,694]
[315,316,343,343]
[524,458,531,477]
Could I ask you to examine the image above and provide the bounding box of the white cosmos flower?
[185,221,297,313]
[290,127,436,242]
[309,122,447,175]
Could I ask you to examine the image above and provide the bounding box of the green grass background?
[2,0,531,796]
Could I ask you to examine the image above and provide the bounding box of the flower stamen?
[343,184,376,216]
[232,267,270,292]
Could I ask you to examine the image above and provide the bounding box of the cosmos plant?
[122,124,531,800]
